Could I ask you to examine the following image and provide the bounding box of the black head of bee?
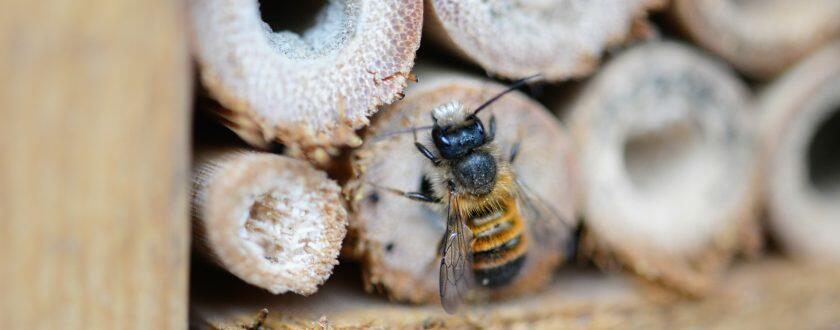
[432,116,497,195]
[432,116,486,160]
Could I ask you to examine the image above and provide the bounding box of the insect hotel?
[3,0,840,328]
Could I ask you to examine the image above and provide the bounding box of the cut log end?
[674,0,840,78]
[423,0,666,81]
[568,42,760,295]
[192,148,348,295]
[761,43,840,261]
[188,0,423,154]
[345,70,578,304]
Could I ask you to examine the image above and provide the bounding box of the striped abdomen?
[467,197,527,288]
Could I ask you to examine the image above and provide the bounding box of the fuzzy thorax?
[432,101,470,127]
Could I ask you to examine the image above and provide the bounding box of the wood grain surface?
[192,258,840,329]
[0,0,191,328]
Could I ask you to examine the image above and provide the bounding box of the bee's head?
[426,74,541,161]
[432,118,486,159]
[432,114,487,159]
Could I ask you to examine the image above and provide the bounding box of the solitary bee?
[370,75,571,313]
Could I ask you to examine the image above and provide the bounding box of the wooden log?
[760,42,840,261]
[192,148,347,295]
[187,0,423,161]
[344,69,578,304]
[566,42,760,296]
[0,0,191,327]
[423,0,667,81]
[191,259,840,328]
[673,0,840,79]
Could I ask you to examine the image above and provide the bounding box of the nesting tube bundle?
[761,43,840,261]
[192,148,347,295]
[187,0,423,160]
[423,0,666,80]
[568,42,760,295]
[345,70,578,303]
[673,0,840,78]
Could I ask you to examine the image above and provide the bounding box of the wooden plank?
[0,0,191,328]
[192,259,840,329]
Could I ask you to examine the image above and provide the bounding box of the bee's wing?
[439,193,474,314]
[514,176,575,256]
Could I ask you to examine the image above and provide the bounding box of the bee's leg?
[509,140,521,164]
[509,124,526,163]
[364,181,440,203]
[404,191,439,203]
[486,115,496,142]
[415,142,443,166]
[413,124,443,166]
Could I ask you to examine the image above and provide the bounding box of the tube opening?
[258,0,356,59]
[623,121,703,195]
[245,192,285,264]
[806,108,840,196]
[259,0,326,35]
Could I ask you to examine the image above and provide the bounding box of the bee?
[368,75,571,314]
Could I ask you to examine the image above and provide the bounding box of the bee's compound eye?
[432,126,449,145]
[439,132,451,145]
[433,127,463,159]
[472,120,484,138]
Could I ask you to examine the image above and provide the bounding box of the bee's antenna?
[369,125,435,142]
[471,73,543,116]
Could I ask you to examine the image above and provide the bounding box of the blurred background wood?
[0,0,191,328]
[192,259,840,329]
[673,0,840,79]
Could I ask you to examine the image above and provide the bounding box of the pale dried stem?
[423,0,667,80]
[673,0,840,79]
[760,42,840,261]
[192,147,347,295]
[187,0,423,160]
[566,41,760,296]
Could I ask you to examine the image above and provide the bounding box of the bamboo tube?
[566,42,760,296]
[345,69,578,304]
[760,42,840,261]
[187,0,423,160]
[673,0,840,79]
[423,0,666,81]
[192,148,347,295]
[0,0,190,327]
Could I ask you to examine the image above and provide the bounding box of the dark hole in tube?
[623,121,700,194]
[258,0,327,34]
[807,107,840,195]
